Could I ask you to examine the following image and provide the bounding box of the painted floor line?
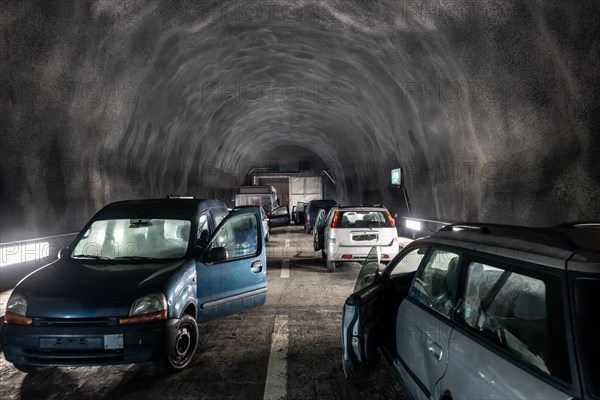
[280,258,290,278]
[263,315,289,400]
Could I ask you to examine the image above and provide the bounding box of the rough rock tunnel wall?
[1,0,599,241]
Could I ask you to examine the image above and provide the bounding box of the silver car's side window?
[457,262,572,383]
[408,249,461,319]
[457,263,502,326]
[389,247,427,277]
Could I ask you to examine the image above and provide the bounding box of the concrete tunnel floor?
[0,225,408,400]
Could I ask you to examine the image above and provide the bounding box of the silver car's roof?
[409,223,600,273]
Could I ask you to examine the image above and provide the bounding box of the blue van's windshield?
[71,219,191,260]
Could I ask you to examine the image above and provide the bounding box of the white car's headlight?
[119,293,167,325]
[4,292,32,325]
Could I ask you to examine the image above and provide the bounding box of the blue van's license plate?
[104,334,124,349]
[40,336,103,349]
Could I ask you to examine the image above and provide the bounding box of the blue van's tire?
[154,314,199,374]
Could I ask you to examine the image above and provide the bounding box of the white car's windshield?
[71,218,191,260]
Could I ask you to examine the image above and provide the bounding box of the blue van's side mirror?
[205,247,227,263]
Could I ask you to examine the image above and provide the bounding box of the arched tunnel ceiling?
[1,0,599,241]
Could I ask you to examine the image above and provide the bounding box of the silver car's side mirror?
[58,247,69,259]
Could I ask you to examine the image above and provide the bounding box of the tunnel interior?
[1,0,599,241]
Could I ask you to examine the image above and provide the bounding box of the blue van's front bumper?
[3,318,179,367]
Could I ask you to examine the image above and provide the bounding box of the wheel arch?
[180,300,197,320]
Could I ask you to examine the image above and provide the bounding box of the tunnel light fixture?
[405,219,422,231]
[1,242,50,267]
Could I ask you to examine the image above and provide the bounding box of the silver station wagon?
[342,222,599,400]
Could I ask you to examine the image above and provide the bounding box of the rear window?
[337,211,392,228]
[573,277,600,399]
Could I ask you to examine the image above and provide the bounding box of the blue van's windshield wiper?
[114,256,163,260]
[72,254,112,260]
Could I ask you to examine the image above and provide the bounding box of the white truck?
[289,176,322,212]
[235,185,278,212]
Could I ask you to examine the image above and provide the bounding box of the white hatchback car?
[314,206,400,272]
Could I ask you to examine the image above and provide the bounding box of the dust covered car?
[342,222,600,399]
[3,199,267,374]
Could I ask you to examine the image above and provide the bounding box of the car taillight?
[385,210,395,228]
[306,214,310,222]
[331,211,339,228]
[341,254,353,259]
[382,254,389,259]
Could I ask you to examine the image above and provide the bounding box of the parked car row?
[4,196,598,400]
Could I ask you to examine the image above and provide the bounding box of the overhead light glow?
[405,219,422,231]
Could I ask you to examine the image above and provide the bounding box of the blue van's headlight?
[119,293,167,325]
[4,292,32,325]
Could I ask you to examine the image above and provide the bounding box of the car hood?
[16,258,186,318]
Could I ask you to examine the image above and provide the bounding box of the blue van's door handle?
[251,260,263,273]
[428,342,443,361]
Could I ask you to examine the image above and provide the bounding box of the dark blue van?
[304,199,337,233]
[3,198,267,374]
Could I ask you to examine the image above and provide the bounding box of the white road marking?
[284,239,290,247]
[280,259,290,278]
[263,315,289,400]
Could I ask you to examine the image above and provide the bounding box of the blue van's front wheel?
[155,314,199,373]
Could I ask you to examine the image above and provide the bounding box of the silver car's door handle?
[428,343,443,361]
[251,260,263,273]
